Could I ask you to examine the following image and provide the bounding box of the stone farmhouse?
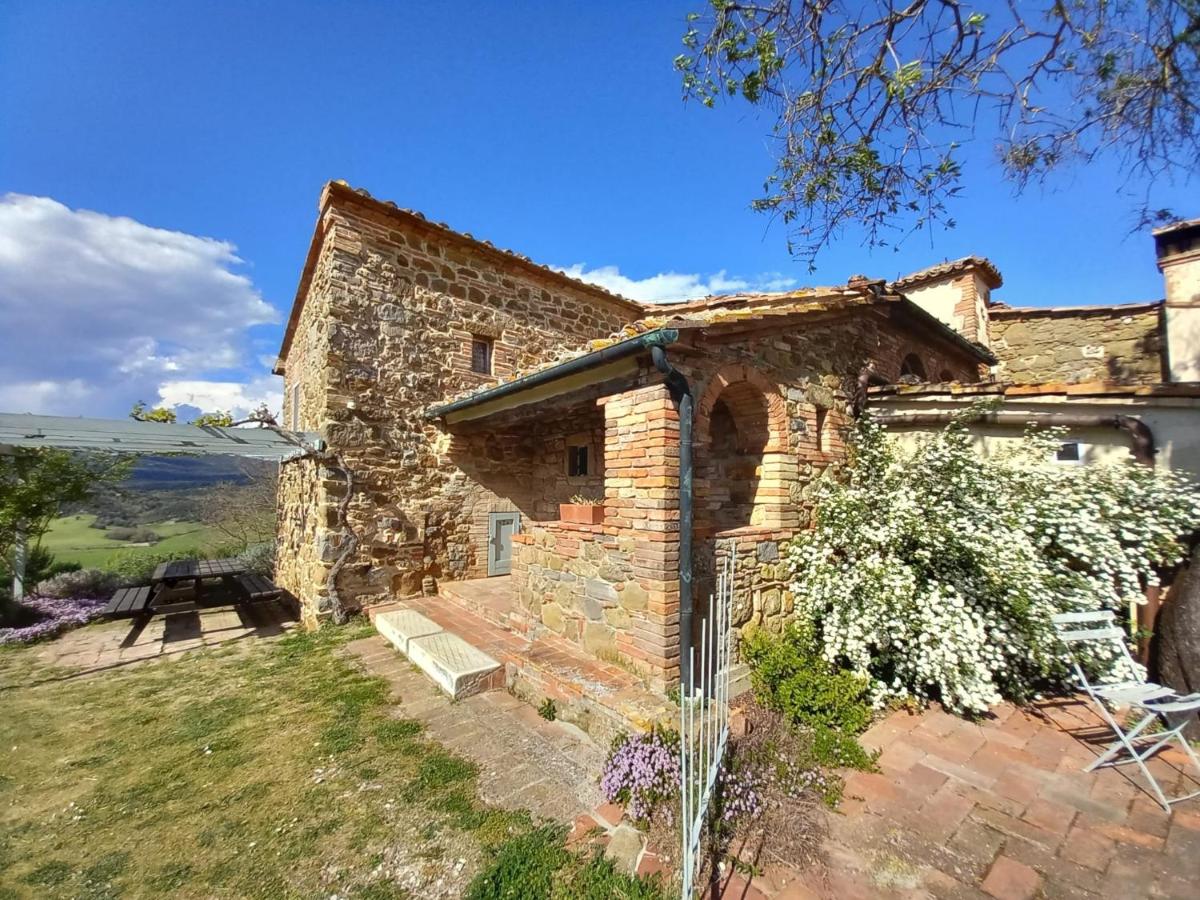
[272,181,1199,726]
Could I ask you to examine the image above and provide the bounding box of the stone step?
[407,631,503,699]
[372,606,502,700]
[375,608,442,654]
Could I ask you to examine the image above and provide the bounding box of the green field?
[38,514,227,569]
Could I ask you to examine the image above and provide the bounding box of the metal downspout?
[651,345,694,690]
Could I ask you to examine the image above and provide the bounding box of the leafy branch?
[677,0,1200,267]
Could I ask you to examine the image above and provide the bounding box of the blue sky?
[1,1,1196,419]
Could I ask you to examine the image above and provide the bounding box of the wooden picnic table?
[151,557,246,605]
[104,557,282,620]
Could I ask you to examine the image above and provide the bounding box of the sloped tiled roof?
[275,181,646,371]
[889,255,1003,291]
[430,280,997,413]
[869,380,1200,399]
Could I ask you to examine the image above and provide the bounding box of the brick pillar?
[602,384,681,687]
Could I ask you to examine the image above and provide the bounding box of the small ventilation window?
[1055,442,1082,463]
[815,407,828,452]
[291,384,300,430]
[470,336,494,374]
[899,353,927,380]
[567,444,589,477]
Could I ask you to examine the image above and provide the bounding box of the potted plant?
[559,494,605,524]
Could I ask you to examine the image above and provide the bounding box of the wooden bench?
[235,573,282,602]
[103,585,155,619]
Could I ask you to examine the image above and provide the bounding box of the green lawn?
[0,624,665,900]
[39,515,227,569]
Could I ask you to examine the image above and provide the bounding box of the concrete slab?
[375,608,443,654]
[407,631,501,699]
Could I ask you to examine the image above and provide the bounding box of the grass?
[0,621,532,898]
[39,514,226,569]
[465,825,665,900]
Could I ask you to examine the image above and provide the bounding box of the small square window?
[568,445,589,477]
[470,336,493,374]
[1055,442,1082,463]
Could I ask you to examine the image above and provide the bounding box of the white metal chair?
[1051,610,1200,812]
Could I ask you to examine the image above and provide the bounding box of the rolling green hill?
[39,515,227,570]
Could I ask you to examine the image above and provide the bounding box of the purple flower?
[716,757,764,824]
[0,595,107,645]
[600,729,681,823]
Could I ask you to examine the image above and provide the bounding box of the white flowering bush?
[786,411,1200,715]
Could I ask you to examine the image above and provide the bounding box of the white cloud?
[557,263,799,304]
[157,377,283,422]
[0,194,279,418]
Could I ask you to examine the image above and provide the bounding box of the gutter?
[875,410,1157,465]
[426,328,680,420]
[651,345,695,693]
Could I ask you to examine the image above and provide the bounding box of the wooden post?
[11,527,26,601]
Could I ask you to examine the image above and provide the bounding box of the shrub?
[107,547,202,584]
[24,545,81,585]
[235,541,276,576]
[104,527,136,541]
[743,622,874,736]
[786,412,1200,714]
[34,568,120,600]
[600,728,680,824]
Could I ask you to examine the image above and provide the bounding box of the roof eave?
[426,328,679,421]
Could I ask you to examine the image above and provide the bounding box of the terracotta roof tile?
[889,256,1003,290]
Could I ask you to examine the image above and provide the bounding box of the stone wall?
[275,456,338,624]
[990,305,1165,385]
[275,185,638,619]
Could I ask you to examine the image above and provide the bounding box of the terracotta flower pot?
[560,503,604,524]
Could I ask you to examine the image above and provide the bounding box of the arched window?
[899,353,927,380]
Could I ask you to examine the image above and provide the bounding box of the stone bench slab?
[375,608,443,654]
[407,631,501,699]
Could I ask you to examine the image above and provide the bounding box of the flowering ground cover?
[0,594,107,645]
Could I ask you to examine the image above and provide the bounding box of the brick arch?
[694,363,788,453]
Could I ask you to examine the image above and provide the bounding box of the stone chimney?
[889,256,1002,347]
[1154,218,1200,382]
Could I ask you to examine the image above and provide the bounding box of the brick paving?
[377,580,674,743]
[34,599,297,675]
[345,634,607,822]
[347,633,680,877]
[722,698,1200,900]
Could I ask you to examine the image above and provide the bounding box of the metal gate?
[679,553,734,898]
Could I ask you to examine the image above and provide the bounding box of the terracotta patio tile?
[981,855,1041,900]
[915,784,976,841]
[876,738,925,774]
[1058,824,1115,871]
[971,806,1064,853]
[1020,798,1076,836]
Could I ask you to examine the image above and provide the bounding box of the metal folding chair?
[1052,610,1200,812]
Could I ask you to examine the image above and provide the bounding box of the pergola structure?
[1,412,321,598]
